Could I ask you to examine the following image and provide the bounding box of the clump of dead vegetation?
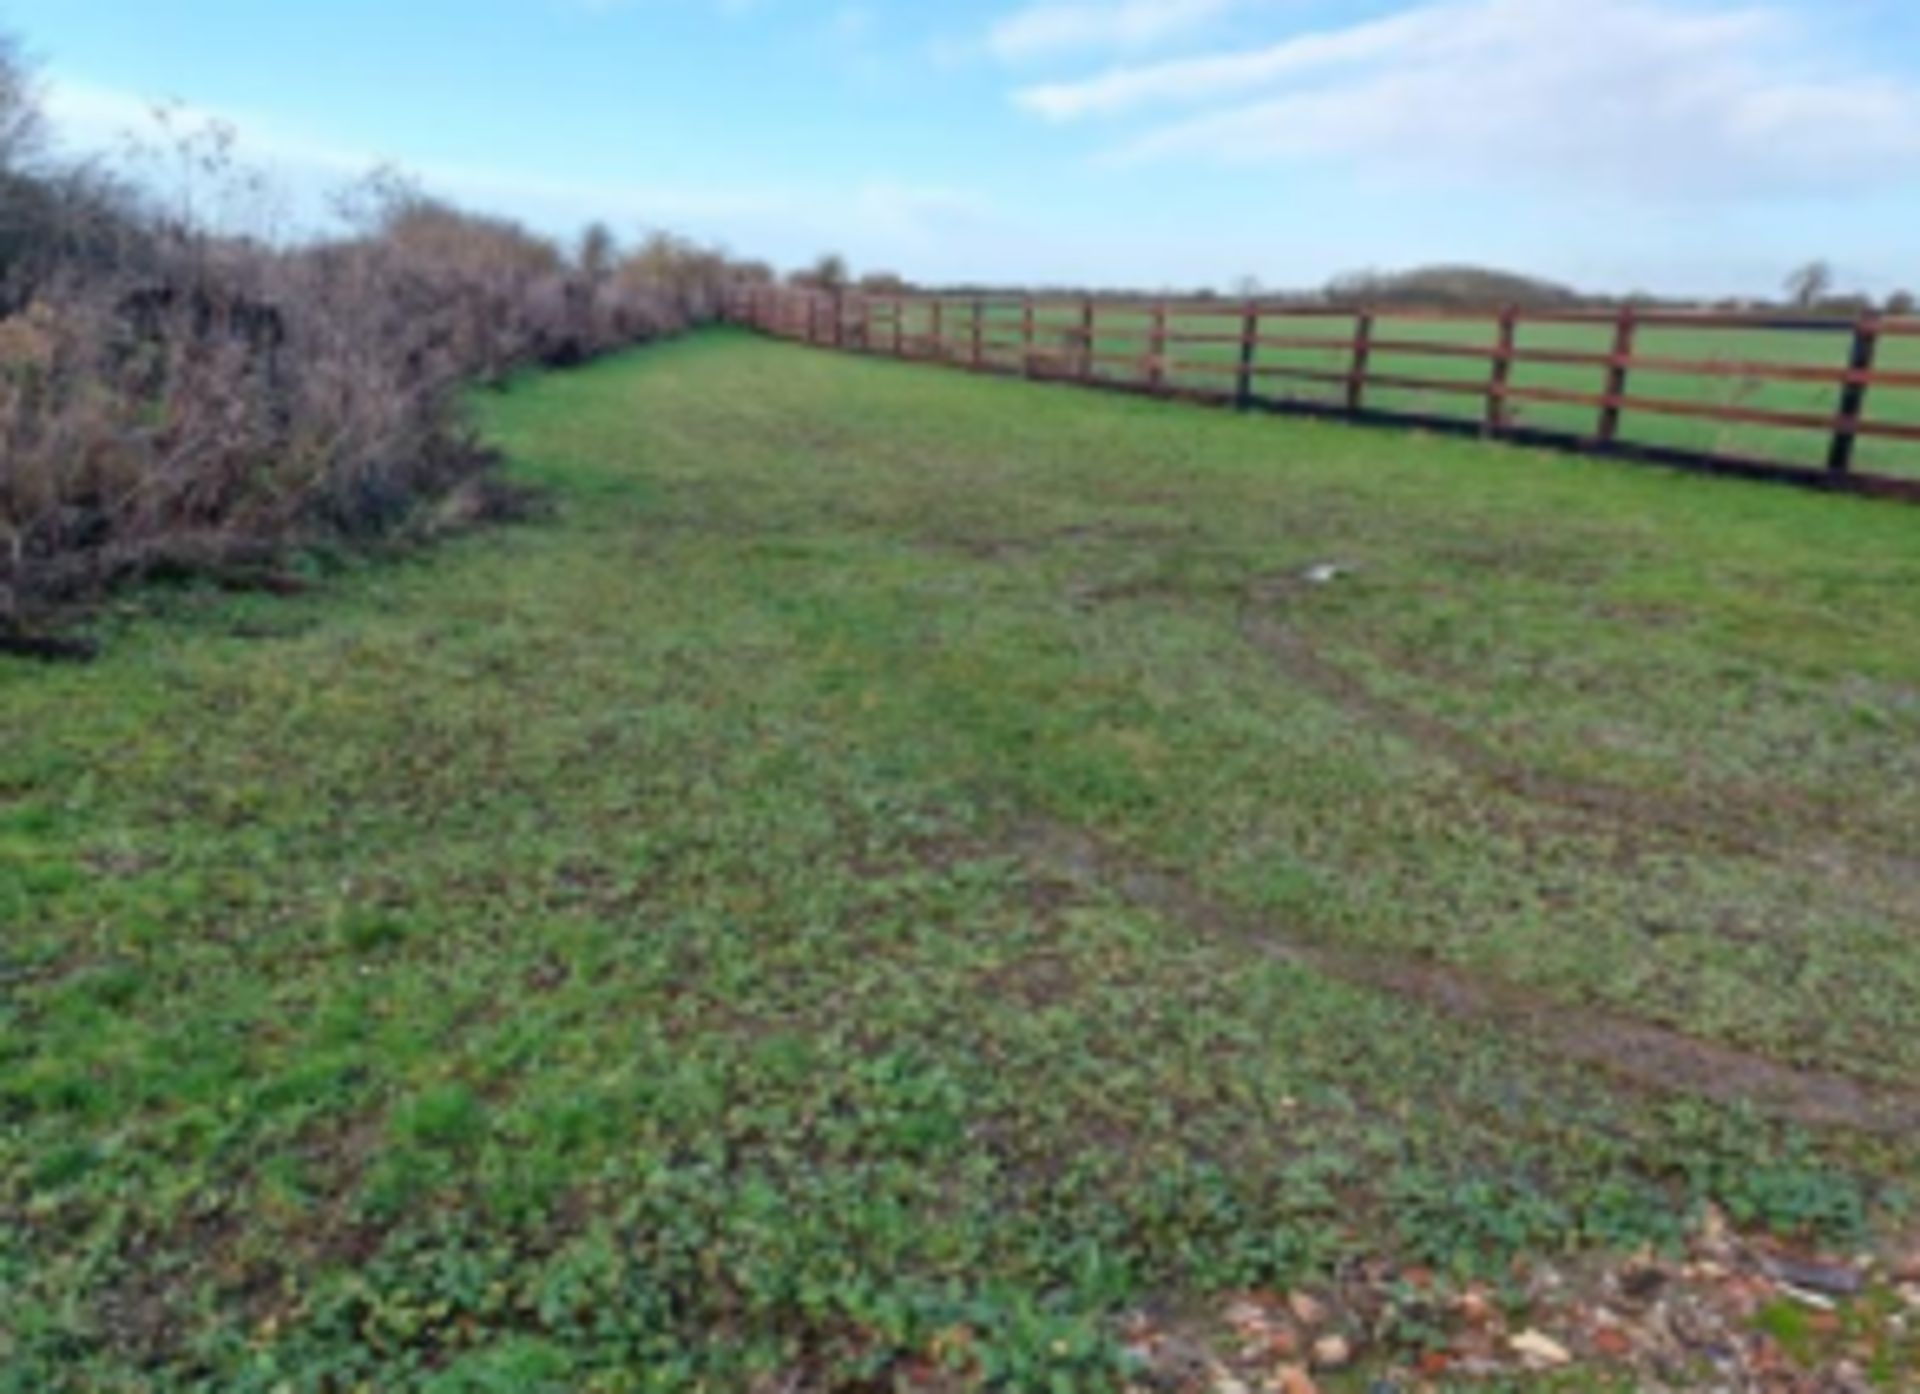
[0,33,765,651]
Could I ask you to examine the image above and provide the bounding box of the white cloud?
[1015,0,1920,198]
[1016,4,1453,118]
[987,0,1240,62]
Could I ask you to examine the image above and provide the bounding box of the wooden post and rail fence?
[731,286,1920,503]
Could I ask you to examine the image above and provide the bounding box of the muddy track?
[1020,820,1920,1138]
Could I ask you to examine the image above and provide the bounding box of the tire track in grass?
[1233,595,1920,904]
[1014,535,1906,878]
[1020,820,1920,1138]
[1238,607,1781,863]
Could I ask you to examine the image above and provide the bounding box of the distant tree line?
[779,249,1914,319]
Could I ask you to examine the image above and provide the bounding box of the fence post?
[1022,297,1036,376]
[1829,313,1881,476]
[1235,301,1259,410]
[1080,296,1096,382]
[893,297,904,357]
[1346,309,1374,414]
[1598,305,1637,446]
[972,298,984,369]
[832,290,844,349]
[930,299,944,361]
[1149,302,1168,392]
[1486,305,1517,433]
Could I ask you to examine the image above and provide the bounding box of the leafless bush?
[0,31,40,171]
[0,35,756,636]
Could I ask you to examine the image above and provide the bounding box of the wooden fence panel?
[731,289,1920,503]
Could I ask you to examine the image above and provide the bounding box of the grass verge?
[4,330,1918,1389]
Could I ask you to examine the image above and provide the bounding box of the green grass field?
[887,300,1920,479]
[6,330,1920,1389]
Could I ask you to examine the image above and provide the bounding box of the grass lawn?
[5,329,1920,1390]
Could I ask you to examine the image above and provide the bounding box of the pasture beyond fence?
[730,288,1920,502]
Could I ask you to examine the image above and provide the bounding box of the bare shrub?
[0,31,41,171]
[0,33,758,635]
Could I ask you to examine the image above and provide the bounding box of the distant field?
[6,332,1920,1389]
[881,300,1920,479]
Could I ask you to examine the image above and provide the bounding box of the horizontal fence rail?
[730,287,1920,503]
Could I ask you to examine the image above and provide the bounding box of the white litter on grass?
[1780,1285,1838,1312]
[1303,563,1347,585]
[1509,1330,1573,1368]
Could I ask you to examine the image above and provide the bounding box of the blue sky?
[8,0,1919,295]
